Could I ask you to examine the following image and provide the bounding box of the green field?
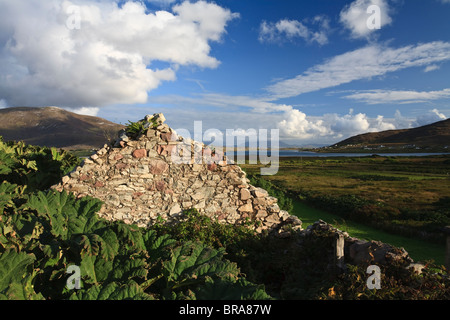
[241,155,450,265]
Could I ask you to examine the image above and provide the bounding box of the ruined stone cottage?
[52,113,302,234]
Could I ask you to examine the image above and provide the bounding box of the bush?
[0,137,80,192]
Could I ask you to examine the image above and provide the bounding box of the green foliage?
[153,209,258,249]
[0,137,80,192]
[327,262,450,300]
[1,188,270,300]
[125,117,160,139]
[1,138,449,300]
[125,120,147,139]
[0,250,44,300]
[0,139,270,300]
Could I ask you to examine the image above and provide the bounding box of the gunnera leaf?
[0,250,38,299]
[162,241,241,292]
[69,280,153,300]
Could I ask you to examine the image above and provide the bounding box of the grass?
[241,155,450,266]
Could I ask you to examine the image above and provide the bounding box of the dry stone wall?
[52,113,302,234]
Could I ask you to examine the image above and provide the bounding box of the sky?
[0,0,449,146]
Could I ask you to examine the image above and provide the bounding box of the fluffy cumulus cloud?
[339,0,392,39]
[277,107,448,144]
[277,108,396,142]
[0,0,237,108]
[259,16,330,45]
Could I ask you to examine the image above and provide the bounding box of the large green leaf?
[115,222,146,253]
[162,241,241,292]
[79,252,147,285]
[95,228,120,261]
[0,250,37,298]
[194,277,272,300]
[80,254,113,285]
[69,281,153,300]
[23,190,75,238]
[68,196,105,235]
[22,190,105,239]
[0,271,45,300]
[110,255,148,282]
[0,181,21,213]
[143,229,176,263]
[0,141,16,176]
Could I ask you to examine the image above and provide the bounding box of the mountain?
[0,106,125,150]
[330,118,450,150]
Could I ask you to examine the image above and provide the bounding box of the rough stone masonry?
[52,113,302,234]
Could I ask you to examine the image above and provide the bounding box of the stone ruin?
[52,113,302,235]
[52,112,419,269]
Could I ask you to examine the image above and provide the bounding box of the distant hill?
[330,118,450,150]
[0,107,125,150]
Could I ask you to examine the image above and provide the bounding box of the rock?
[256,210,268,218]
[146,129,157,138]
[153,113,166,124]
[194,201,206,210]
[227,172,244,185]
[114,154,124,161]
[157,144,176,156]
[149,159,169,175]
[169,203,182,216]
[240,188,251,200]
[62,176,70,185]
[238,203,253,212]
[160,132,173,143]
[265,213,280,224]
[94,181,105,188]
[132,149,147,158]
[347,240,411,265]
[118,130,129,142]
[408,263,426,274]
[268,204,280,213]
[252,188,269,198]
[191,192,205,201]
[285,215,302,226]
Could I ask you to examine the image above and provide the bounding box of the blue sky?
[1,0,449,146]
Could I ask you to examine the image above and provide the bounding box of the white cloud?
[340,0,392,39]
[277,108,397,142]
[266,41,450,99]
[0,99,8,109]
[66,106,100,117]
[149,92,293,113]
[414,109,447,126]
[343,88,450,104]
[276,108,449,143]
[0,0,237,108]
[259,16,330,45]
[424,64,440,72]
[278,109,329,140]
